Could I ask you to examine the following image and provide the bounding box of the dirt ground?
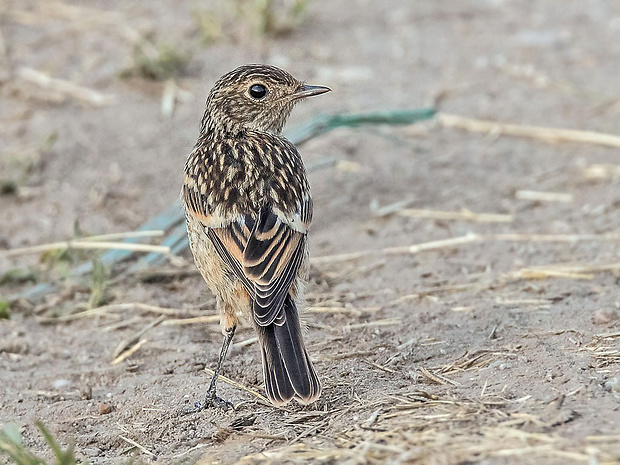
[2,1,620,464]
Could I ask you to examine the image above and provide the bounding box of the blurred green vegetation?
[194,0,310,43]
[0,133,57,199]
[121,41,191,81]
[0,422,78,465]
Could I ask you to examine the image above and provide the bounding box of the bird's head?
[201,64,330,135]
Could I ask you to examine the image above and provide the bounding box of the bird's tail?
[256,295,321,406]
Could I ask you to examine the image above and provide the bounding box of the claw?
[181,392,234,414]
[212,396,234,410]
[181,401,204,415]
[182,325,237,415]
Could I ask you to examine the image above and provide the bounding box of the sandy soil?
[1,1,620,463]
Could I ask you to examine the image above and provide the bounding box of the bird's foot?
[182,391,234,414]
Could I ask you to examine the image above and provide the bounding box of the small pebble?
[593,310,619,325]
[99,403,113,415]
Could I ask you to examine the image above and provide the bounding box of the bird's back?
[185,130,309,216]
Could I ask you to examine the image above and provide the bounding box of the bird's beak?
[292,84,331,100]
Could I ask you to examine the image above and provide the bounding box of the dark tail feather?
[256,296,321,406]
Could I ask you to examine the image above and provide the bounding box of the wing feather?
[191,206,308,327]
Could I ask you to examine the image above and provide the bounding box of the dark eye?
[249,84,267,99]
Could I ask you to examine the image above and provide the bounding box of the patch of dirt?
[1,1,620,464]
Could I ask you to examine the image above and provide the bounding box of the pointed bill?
[292,84,331,100]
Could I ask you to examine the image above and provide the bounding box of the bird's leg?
[204,324,236,409]
[183,324,236,414]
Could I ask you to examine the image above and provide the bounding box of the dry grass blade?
[584,164,620,179]
[2,240,170,257]
[419,367,461,386]
[370,198,416,217]
[111,339,147,365]
[439,112,620,148]
[76,230,164,242]
[525,261,620,274]
[438,349,514,374]
[233,336,258,348]
[583,332,620,367]
[161,315,219,326]
[364,360,396,373]
[38,302,194,323]
[595,332,620,340]
[306,306,381,315]
[312,233,481,264]
[118,434,156,458]
[316,230,610,264]
[16,67,116,106]
[511,268,594,280]
[101,315,143,332]
[382,233,481,256]
[113,314,165,359]
[496,298,553,306]
[345,318,401,331]
[233,444,353,464]
[203,368,271,405]
[489,232,620,242]
[515,190,574,203]
[397,208,513,223]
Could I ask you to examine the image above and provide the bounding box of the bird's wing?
[208,208,307,326]
[184,179,311,326]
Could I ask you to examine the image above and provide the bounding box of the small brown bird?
[182,64,330,410]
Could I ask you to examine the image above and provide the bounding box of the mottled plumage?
[182,64,329,409]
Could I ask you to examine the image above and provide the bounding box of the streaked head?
[201,64,330,134]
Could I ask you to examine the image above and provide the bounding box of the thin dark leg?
[183,325,236,414]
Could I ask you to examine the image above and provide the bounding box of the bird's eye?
[249,84,267,99]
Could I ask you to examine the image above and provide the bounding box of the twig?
[312,234,480,264]
[306,306,381,315]
[111,339,147,365]
[1,240,169,257]
[203,368,271,405]
[113,315,166,359]
[584,164,620,179]
[438,112,620,148]
[118,435,156,458]
[397,208,513,223]
[75,230,164,242]
[515,191,573,203]
[173,444,208,459]
[488,232,620,242]
[511,268,594,280]
[419,367,461,386]
[233,336,258,348]
[495,298,553,306]
[312,232,620,264]
[161,315,219,326]
[38,302,194,323]
[371,198,416,217]
[345,318,401,331]
[16,67,116,106]
[364,360,396,374]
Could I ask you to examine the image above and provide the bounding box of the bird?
[182,64,330,410]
